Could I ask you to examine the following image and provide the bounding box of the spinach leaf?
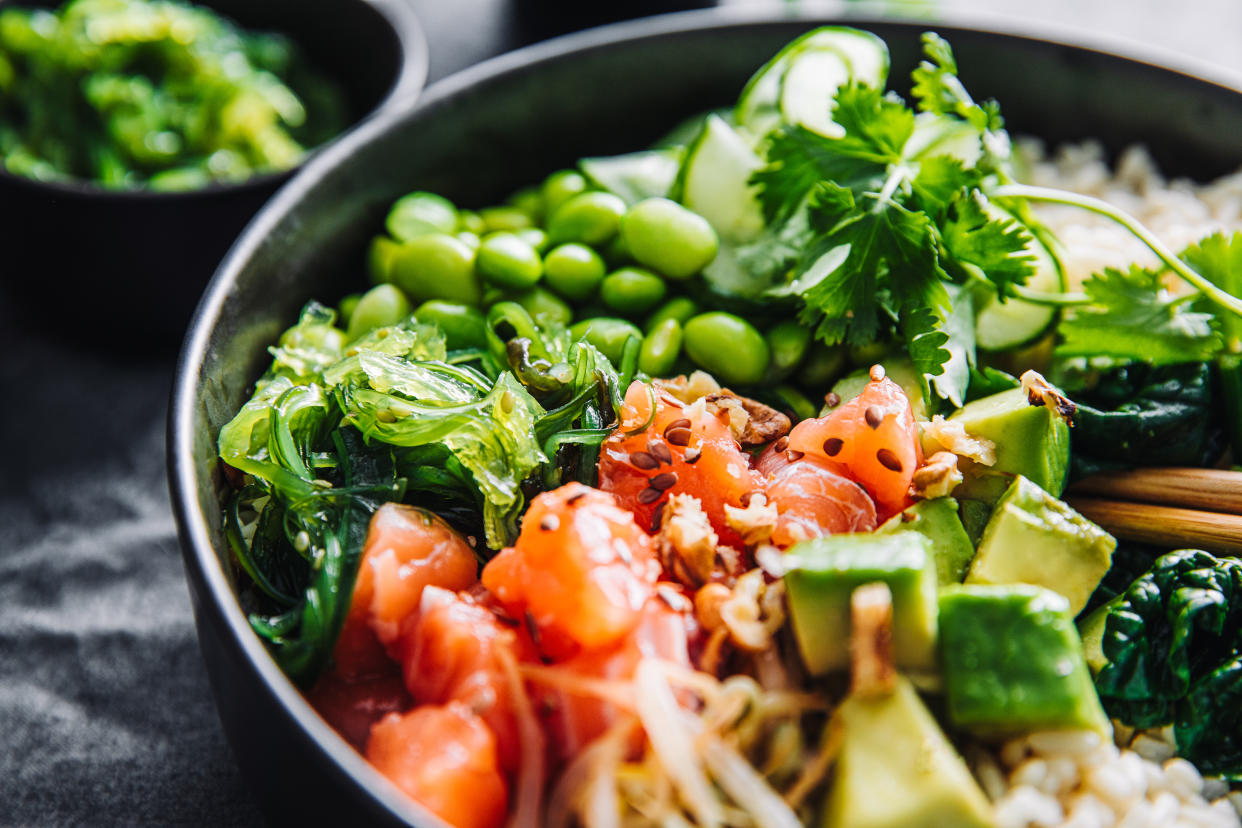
[1094,549,1242,778]
[1058,362,1226,480]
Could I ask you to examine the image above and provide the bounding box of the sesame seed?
[540,515,560,532]
[823,437,844,456]
[637,487,663,505]
[773,436,789,453]
[665,427,692,447]
[647,440,673,465]
[664,418,692,436]
[869,364,886,382]
[650,471,678,491]
[824,392,841,408]
[876,447,903,472]
[864,406,883,429]
[630,450,659,470]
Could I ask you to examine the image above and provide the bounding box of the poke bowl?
[0,0,427,345]
[169,9,1242,828]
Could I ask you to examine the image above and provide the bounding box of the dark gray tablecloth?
[3,1,1240,826]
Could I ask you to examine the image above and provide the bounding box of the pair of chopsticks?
[1067,468,1242,554]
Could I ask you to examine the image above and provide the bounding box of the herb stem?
[993,183,1242,318]
[1010,283,1091,306]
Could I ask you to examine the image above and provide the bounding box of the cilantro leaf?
[797,182,949,353]
[911,32,1003,133]
[1057,265,1220,364]
[939,189,1037,296]
[752,85,913,223]
[1184,231,1242,349]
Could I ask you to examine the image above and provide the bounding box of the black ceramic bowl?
[0,0,426,347]
[169,9,1242,827]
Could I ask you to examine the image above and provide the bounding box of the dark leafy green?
[1057,361,1226,480]
[1094,549,1242,778]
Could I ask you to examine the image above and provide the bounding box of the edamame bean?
[638,318,683,377]
[347,284,412,340]
[456,231,481,251]
[413,300,488,350]
[517,227,549,253]
[644,296,700,332]
[457,210,485,235]
[386,191,458,242]
[765,321,811,381]
[800,342,847,389]
[543,243,606,301]
[368,234,400,284]
[481,205,535,233]
[337,293,361,328]
[603,233,632,268]
[547,191,626,246]
[683,312,770,386]
[541,169,588,216]
[600,267,667,315]
[569,317,643,365]
[390,232,483,305]
[506,186,543,221]
[510,287,573,327]
[476,232,543,290]
[773,385,818,421]
[620,197,718,280]
[847,340,890,368]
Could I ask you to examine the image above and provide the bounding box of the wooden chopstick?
[1065,467,1242,554]
[1068,468,1242,516]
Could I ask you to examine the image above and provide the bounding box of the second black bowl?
[0,0,426,348]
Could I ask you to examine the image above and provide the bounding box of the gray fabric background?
[2,1,1239,825]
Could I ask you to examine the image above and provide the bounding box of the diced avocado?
[822,675,995,828]
[965,476,1115,615]
[877,498,976,586]
[948,385,1070,500]
[1077,595,1120,675]
[785,533,938,675]
[939,584,1110,738]
[830,358,926,419]
[958,498,993,549]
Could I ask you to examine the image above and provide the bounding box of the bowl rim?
[168,6,1242,826]
[0,0,429,200]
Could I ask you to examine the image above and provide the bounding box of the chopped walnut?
[1021,369,1076,424]
[653,371,722,404]
[911,451,964,500]
[709,568,787,653]
[705,393,792,446]
[655,493,719,588]
[850,582,896,698]
[724,492,778,546]
[921,415,996,466]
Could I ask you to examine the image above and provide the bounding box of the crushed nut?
[719,569,787,653]
[653,371,722,404]
[724,492,779,547]
[656,493,719,587]
[1021,369,1076,424]
[911,451,964,499]
[921,415,997,466]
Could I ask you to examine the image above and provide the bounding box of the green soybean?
[620,197,718,280]
[414,300,488,350]
[638,318,683,377]
[368,234,401,284]
[347,284,412,340]
[518,227,549,254]
[547,191,627,246]
[603,232,633,268]
[543,243,606,301]
[390,233,483,305]
[600,267,667,315]
[683,312,769,386]
[773,385,818,421]
[481,206,535,233]
[386,191,458,242]
[510,287,573,327]
[476,232,543,290]
[569,317,643,365]
[645,296,700,333]
[506,186,544,222]
[457,210,486,235]
[541,169,589,216]
[455,231,481,251]
[800,342,847,389]
[337,293,361,328]
[765,321,812,381]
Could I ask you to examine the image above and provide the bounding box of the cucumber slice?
[904,112,984,166]
[678,114,764,243]
[778,48,852,138]
[700,242,770,300]
[975,228,1064,352]
[579,148,682,206]
[736,26,889,141]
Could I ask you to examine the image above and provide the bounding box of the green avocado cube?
[822,676,995,828]
[948,386,1071,500]
[877,498,977,586]
[939,584,1110,737]
[965,475,1115,615]
[785,532,939,675]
